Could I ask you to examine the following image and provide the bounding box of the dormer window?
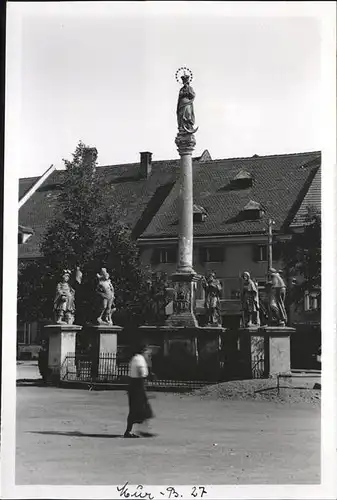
[243,200,264,220]
[193,204,207,223]
[231,170,253,189]
[234,170,252,182]
[219,170,253,192]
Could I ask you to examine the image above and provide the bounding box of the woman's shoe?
[124,432,139,438]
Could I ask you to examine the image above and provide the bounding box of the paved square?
[16,385,320,485]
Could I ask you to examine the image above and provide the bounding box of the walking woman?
[124,344,155,438]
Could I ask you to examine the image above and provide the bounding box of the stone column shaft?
[166,131,198,328]
[175,131,196,274]
[178,152,194,272]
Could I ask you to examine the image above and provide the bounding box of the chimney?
[140,151,152,178]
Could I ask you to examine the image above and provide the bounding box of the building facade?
[18,149,321,359]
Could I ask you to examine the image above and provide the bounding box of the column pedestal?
[86,324,123,380]
[165,272,198,327]
[45,324,82,381]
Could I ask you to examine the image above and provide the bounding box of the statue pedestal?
[44,324,82,381]
[139,325,225,381]
[239,326,294,378]
[165,272,198,328]
[262,326,294,377]
[86,324,123,379]
[238,327,264,379]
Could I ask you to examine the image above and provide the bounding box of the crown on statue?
[175,66,193,84]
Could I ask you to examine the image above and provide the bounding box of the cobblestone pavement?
[16,385,320,485]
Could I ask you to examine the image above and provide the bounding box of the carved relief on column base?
[166,272,199,328]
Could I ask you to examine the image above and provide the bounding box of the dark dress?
[38,347,49,382]
[127,378,154,425]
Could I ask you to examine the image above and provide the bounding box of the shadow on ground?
[29,430,123,439]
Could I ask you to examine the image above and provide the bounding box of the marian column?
[167,67,199,328]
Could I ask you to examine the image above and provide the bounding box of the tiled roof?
[141,151,321,238]
[290,166,321,227]
[19,176,40,200]
[18,157,183,258]
[18,150,321,258]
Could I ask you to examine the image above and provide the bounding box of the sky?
[6,2,325,178]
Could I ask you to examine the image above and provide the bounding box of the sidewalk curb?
[16,379,203,393]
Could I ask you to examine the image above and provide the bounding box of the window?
[200,246,224,263]
[242,200,264,220]
[152,247,177,264]
[193,212,207,223]
[193,204,207,223]
[304,291,320,311]
[253,245,268,262]
[232,170,253,189]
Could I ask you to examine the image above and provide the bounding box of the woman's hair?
[132,342,148,356]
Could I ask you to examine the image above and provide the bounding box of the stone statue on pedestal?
[176,69,198,134]
[241,271,260,327]
[54,269,76,325]
[202,271,222,326]
[96,268,116,325]
[266,268,287,326]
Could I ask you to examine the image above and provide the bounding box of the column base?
[175,131,196,154]
[165,271,198,328]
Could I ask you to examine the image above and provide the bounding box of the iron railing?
[61,353,214,389]
[251,354,265,379]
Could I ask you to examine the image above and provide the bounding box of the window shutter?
[151,248,160,265]
[167,247,177,263]
[273,242,281,261]
[252,244,260,262]
[199,247,206,263]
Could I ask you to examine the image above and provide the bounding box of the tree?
[279,206,321,311]
[18,141,149,327]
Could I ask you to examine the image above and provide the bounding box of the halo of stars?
[175,66,193,83]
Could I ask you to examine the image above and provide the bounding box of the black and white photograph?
[2,1,336,498]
